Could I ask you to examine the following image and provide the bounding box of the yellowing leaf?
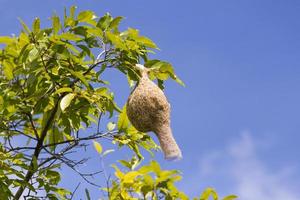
[111,164,124,179]
[63,133,73,141]
[136,36,158,49]
[93,140,102,154]
[54,87,73,94]
[175,76,185,86]
[106,32,126,50]
[223,195,238,200]
[33,17,40,33]
[0,96,3,109]
[60,93,76,111]
[117,105,129,131]
[52,15,61,34]
[3,61,14,80]
[122,171,140,184]
[200,187,218,200]
[102,149,115,156]
[0,36,14,44]
[107,122,116,131]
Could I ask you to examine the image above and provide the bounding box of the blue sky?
[1,0,300,199]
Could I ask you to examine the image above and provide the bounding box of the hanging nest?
[126,64,182,160]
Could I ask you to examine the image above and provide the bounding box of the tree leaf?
[136,36,158,49]
[107,122,116,131]
[77,10,95,23]
[97,13,112,30]
[102,149,115,156]
[175,76,185,86]
[0,36,14,44]
[70,6,77,19]
[32,17,40,33]
[59,32,82,41]
[123,171,141,184]
[93,140,102,154]
[54,87,73,94]
[46,170,61,185]
[109,16,123,30]
[223,195,238,200]
[200,188,218,200]
[60,93,76,112]
[106,32,126,50]
[32,156,38,171]
[65,68,89,87]
[2,61,14,80]
[52,15,61,34]
[117,105,129,131]
[18,18,31,34]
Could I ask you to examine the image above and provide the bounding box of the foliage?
[0,6,237,200]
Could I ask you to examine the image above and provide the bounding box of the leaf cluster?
[0,6,236,200]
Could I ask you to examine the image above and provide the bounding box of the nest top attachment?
[135,64,145,71]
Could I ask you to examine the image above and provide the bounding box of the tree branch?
[13,98,60,200]
[25,113,39,140]
[13,53,111,200]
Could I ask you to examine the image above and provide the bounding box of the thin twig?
[25,113,39,140]
[97,112,103,134]
[70,182,81,200]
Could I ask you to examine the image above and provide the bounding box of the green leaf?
[97,13,112,30]
[109,16,123,30]
[157,79,165,90]
[60,93,76,112]
[77,10,95,23]
[48,127,63,151]
[77,44,94,60]
[41,110,52,132]
[54,87,73,94]
[64,6,77,28]
[70,6,77,19]
[32,156,38,171]
[174,76,185,86]
[93,140,102,154]
[46,170,61,185]
[86,27,103,38]
[55,188,71,198]
[59,32,82,41]
[65,68,89,87]
[18,18,31,34]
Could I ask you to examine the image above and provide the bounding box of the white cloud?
[197,131,300,200]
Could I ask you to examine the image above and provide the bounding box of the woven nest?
[126,66,182,160]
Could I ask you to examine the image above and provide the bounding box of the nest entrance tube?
[126,64,182,160]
